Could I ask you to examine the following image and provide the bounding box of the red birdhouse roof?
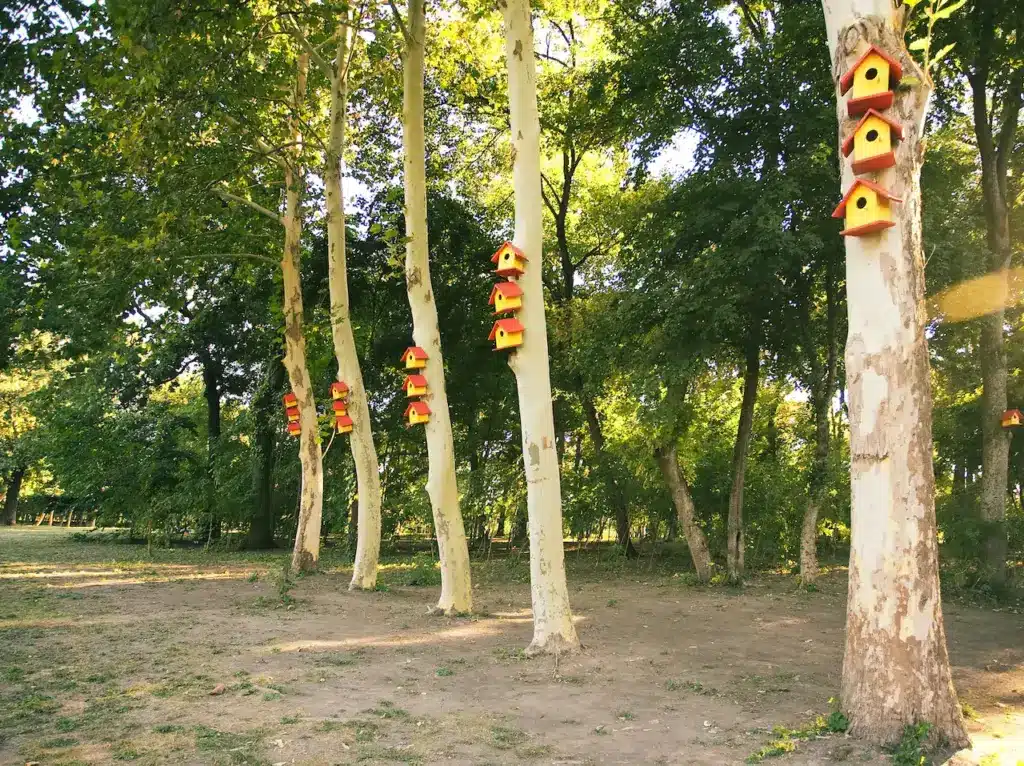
[331,381,349,395]
[283,393,298,407]
[1004,408,1022,418]
[831,178,903,218]
[488,281,524,305]
[404,401,432,417]
[841,109,905,156]
[335,414,353,426]
[839,45,904,95]
[402,374,428,390]
[402,346,428,361]
[488,317,525,340]
[490,241,528,264]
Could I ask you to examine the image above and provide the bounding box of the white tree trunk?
[323,20,384,591]
[501,0,579,655]
[400,0,473,614]
[822,2,968,747]
[282,53,325,574]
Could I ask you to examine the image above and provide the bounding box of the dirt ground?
[1,528,1022,765]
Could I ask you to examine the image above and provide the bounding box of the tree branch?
[214,189,284,226]
[387,0,410,43]
[180,253,279,266]
[285,16,335,82]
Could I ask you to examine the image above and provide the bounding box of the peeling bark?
[822,5,968,747]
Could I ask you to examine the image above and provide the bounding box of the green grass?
[491,725,527,749]
[745,712,849,763]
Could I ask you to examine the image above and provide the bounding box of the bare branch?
[215,189,285,226]
[387,0,411,43]
[535,50,568,67]
[286,17,335,82]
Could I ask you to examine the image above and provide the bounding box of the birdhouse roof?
[841,109,905,156]
[1005,408,1023,417]
[402,346,428,361]
[283,393,298,407]
[488,281,524,304]
[490,241,528,264]
[331,380,349,394]
[839,45,904,95]
[488,317,525,340]
[335,414,353,427]
[402,374,428,390]
[404,401,432,417]
[831,178,903,218]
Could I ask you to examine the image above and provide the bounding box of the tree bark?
[280,52,324,574]
[199,346,222,541]
[655,445,712,582]
[2,467,25,525]
[247,359,284,550]
[501,0,579,655]
[822,6,968,747]
[399,0,473,614]
[726,340,760,583]
[582,394,637,559]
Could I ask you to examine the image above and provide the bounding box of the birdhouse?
[405,401,432,426]
[839,44,904,116]
[283,392,298,409]
[841,108,904,174]
[330,381,349,401]
[286,420,301,437]
[331,399,348,415]
[488,280,524,314]
[488,317,525,351]
[335,414,354,434]
[831,177,902,237]
[1002,409,1022,428]
[285,406,300,423]
[402,374,428,398]
[490,241,528,278]
[401,346,428,370]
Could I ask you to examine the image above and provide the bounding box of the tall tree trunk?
[280,52,324,574]
[655,445,712,582]
[399,0,472,614]
[247,359,284,550]
[822,6,967,746]
[501,0,578,655]
[323,19,384,590]
[582,395,637,559]
[2,467,25,525]
[199,346,222,541]
[968,4,1021,589]
[726,341,760,583]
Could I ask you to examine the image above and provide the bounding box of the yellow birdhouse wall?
[410,409,429,424]
[846,188,890,230]
[850,53,890,101]
[854,115,891,162]
[495,327,523,350]
[494,291,522,313]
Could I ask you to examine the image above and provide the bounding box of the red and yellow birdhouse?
[490,241,528,278]
[332,399,348,415]
[330,381,349,401]
[831,177,902,237]
[401,346,428,370]
[841,108,904,174]
[405,400,432,426]
[402,374,428,397]
[283,393,300,436]
[489,317,525,350]
[287,420,301,436]
[335,414,354,434]
[839,44,903,116]
[488,280,524,314]
[1002,409,1022,428]
[283,392,298,409]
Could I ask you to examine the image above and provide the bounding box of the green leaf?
[908,38,929,51]
[930,42,956,65]
[931,0,967,20]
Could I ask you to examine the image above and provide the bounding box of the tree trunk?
[582,395,637,559]
[280,52,324,574]
[200,347,222,541]
[247,359,283,550]
[501,0,579,656]
[726,341,759,583]
[399,0,472,614]
[654,445,712,582]
[2,468,25,525]
[822,6,967,747]
[323,21,384,591]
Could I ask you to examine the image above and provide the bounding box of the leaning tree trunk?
[281,52,324,574]
[655,445,712,582]
[726,341,759,583]
[582,395,638,559]
[822,4,968,747]
[2,467,25,525]
[323,21,383,590]
[501,0,579,655]
[399,0,473,614]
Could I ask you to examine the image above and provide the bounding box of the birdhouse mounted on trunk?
[335,414,354,434]
[489,280,524,314]
[839,44,903,116]
[402,374,428,397]
[401,346,428,370]
[287,421,301,436]
[405,400,432,426]
[490,241,528,277]
[283,392,300,436]
[331,399,348,415]
[832,177,902,237]
[842,108,904,174]
[330,381,349,401]
[1002,409,1022,428]
[489,317,525,350]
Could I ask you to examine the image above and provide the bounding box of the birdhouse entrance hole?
[866,129,879,142]
[856,197,867,209]
[865,67,878,80]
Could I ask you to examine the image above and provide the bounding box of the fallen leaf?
[210,684,226,696]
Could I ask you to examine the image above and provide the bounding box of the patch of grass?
[2,666,25,682]
[347,720,381,742]
[745,713,849,763]
[491,725,527,749]
[961,702,980,721]
[493,646,527,662]
[355,744,422,763]
[607,599,618,607]
[40,736,78,748]
[280,715,300,724]
[112,742,140,761]
[366,700,409,720]
[55,717,80,732]
[887,723,932,766]
[317,652,358,667]
[617,710,635,721]
[247,572,260,583]
[665,678,717,695]
[435,667,454,677]
[262,692,282,701]
[316,720,344,733]
[153,724,183,734]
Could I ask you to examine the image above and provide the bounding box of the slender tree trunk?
[501,0,578,655]
[247,359,284,550]
[655,445,712,582]
[280,52,324,574]
[323,21,383,590]
[399,0,472,614]
[2,468,25,525]
[822,6,967,746]
[726,341,759,583]
[200,347,222,541]
[65,509,73,528]
[582,395,637,559]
